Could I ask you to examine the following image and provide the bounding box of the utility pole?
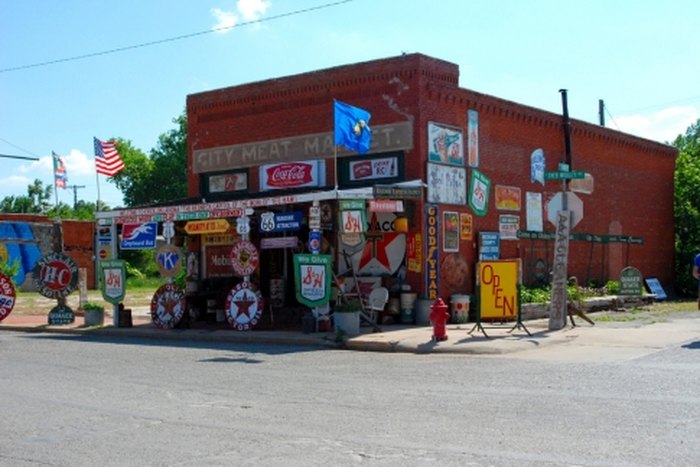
[66,184,86,210]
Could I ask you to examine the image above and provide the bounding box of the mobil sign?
[121,222,157,250]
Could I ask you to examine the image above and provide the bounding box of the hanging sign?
[425,204,439,300]
[231,240,259,277]
[259,211,302,233]
[469,169,491,216]
[32,252,79,299]
[184,219,230,235]
[293,254,332,307]
[0,271,16,322]
[155,244,183,278]
[150,283,186,329]
[225,281,264,331]
[121,222,157,250]
[100,259,126,305]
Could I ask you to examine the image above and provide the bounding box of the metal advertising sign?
[225,282,264,331]
[150,284,186,329]
[293,254,332,308]
[619,266,643,296]
[184,219,230,235]
[425,204,439,300]
[121,222,157,250]
[32,252,79,299]
[0,271,16,322]
[155,244,183,278]
[230,240,259,277]
[100,259,126,305]
[259,211,303,233]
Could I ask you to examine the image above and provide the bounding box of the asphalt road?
[1,330,699,466]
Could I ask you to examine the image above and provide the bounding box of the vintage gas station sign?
[230,240,259,277]
[0,272,16,321]
[150,283,186,329]
[32,252,79,299]
[225,282,263,331]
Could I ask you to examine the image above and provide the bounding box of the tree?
[673,118,700,295]
[110,112,188,207]
[0,179,52,213]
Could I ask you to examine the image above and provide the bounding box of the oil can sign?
[0,272,16,321]
[32,252,79,299]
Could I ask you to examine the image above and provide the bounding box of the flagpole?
[334,144,339,192]
[95,171,101,212]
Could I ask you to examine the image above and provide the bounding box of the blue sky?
[2,0,699,208]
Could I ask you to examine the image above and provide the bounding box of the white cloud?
[211,8,237,32]
[612,106,698,144]
[237,0,270,21]
[211,0,270,33]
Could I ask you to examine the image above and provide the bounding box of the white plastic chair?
[366,287,389,324]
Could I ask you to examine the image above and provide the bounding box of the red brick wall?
[187,53,677,297]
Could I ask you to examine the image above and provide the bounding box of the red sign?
[150,284,186,329]
[260,161,324,190]
[32,252,79,299]
[225,282,263,331]
[204,245,233,277]
[0,272,16,321]
[230,241,259,277]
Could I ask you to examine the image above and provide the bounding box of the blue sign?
[259,211,302,233]
[121,222,157,250]
[479,232,500,260]
[308,230,321,254]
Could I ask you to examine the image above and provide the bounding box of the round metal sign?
[225,281,263,331]
[32,252,79,299]
[0,272,16,322]
[230,240,259,277]
[150,283,186,329]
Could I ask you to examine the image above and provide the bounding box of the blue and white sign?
[259,211,302,233]
[308,230,321,254]
[479,231,500,260]
[121,222,157,250]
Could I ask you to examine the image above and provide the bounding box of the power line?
[0,0,353,74]
[0,137,41,159]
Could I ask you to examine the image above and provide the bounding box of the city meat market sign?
[192,122,413,173]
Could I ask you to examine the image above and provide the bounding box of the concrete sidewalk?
[3,308,700,357]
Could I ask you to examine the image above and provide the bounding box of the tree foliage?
[110,112,188,207]
[673,118,700,295]
[0,179,52,214]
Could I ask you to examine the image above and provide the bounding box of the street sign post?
[544,170,585,180]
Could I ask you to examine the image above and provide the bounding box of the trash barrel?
[400,292,417,324]
[450,294,470,323]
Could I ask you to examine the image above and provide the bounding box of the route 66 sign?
[236,215,250,235]
[259,212,275,232]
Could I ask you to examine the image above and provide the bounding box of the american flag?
[52,151,67,189]
[94,137,125,176]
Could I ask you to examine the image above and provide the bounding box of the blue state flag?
[334,100,372,154]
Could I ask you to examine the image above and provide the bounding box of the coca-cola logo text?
[266,163,313,188]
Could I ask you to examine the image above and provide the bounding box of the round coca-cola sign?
[32,252,79,299]
[0,272,16,322]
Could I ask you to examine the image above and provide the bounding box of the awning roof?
[96,180,424,225]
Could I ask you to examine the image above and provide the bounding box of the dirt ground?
[11,289,155,315]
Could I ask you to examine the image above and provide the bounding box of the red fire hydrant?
[429,297,449,341]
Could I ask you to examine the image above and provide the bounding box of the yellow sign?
[184,219,230,235]
[478,260,519,320]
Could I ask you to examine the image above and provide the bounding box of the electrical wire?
[0,0,353,74]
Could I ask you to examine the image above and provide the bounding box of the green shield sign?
[293,254,332,308]
[100,259,126,305]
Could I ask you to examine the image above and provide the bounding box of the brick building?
[99,53,676,327]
